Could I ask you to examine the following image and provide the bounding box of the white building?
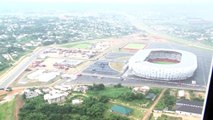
[73,86,89,93]
[24,89,39,99]
[35,89,43,95]
[44,92,68,104]
[128,49,197,81]
[132,86,150,94]
[54,85,69,91]
[178,90,185,98]
[72,99,83,105]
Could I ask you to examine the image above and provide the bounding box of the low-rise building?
[54,85,69,91]
[178,90,185,98]
[42,88,50,93]
[132,86,150,94]
[73,86,88,93]
[34,89,43,95]
[72,99,83,105]
[145,93,157,101]
[175,99,203,117]
[44,92,68,104]
[24,89,39,99]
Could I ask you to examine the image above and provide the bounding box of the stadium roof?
[111,105,132,115]
[128,49,198,80]
[129,49,197,68]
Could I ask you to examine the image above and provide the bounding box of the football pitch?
[72,43,92,49]
[123,43,146,50]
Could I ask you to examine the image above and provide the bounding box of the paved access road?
[67,74,206,91]
[0,48,44,89]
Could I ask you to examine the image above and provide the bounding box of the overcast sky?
[0,0,212,18]
[1,0,213,4]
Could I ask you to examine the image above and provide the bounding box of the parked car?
[6,87,12,91]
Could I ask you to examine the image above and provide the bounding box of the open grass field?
[109,57,130,72]
[109,62,124,72]
[88,87,154,108]
[60,39,99,49]
[73,43,92,49]
[123,43,146,50]
[0,98,16,120]
[132,107,145,119]
[121,99,152,108]
[87,87,132,99]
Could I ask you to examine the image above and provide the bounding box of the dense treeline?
[19,95,129,120]
[119,92,145,101]
[155,89,176,110]
[164,90,176,110]
[89,84,105,91]
[0,62,10,71]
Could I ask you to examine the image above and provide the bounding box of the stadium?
[128,49,197,80]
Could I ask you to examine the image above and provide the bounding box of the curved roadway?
[0,48,44,89]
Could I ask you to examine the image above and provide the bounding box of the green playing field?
[123,43,146,49]
[72,43,92,49]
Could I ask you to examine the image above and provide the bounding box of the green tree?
[48,114,63,120]
[86,102,106,117]
[23,113,47,120]
[106,114,129,120]
[89,84,105,91]
[149,88,161,94]
[80,115,90,120]
[119,92,144,101]
[114,83,123,88]
[98,96,110,103]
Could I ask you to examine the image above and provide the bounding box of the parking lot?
[104,52,134,60]
[82,60,119,76]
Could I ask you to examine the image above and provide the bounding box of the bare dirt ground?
[154,113,201,120]
[184,91,205,100]
[0,88,25,120]
[14,95,24,120]
[41,57,86,74]
[0,88,24,101]
[0,90,7,96]
[185,91,191,100]
[153,113,201,120]
[194,91,205,99]
[142,89,166,120]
